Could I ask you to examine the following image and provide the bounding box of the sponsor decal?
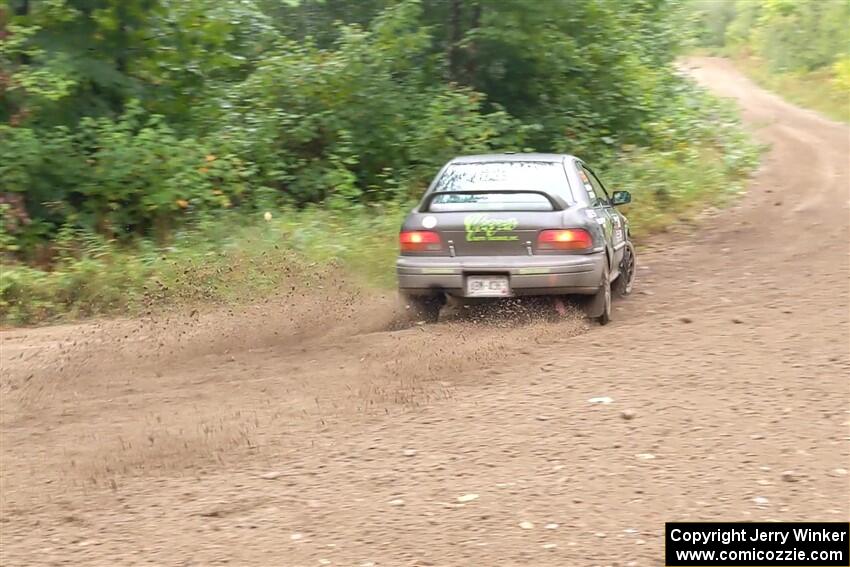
[464,214,519,242]
[422,215,437,229]
[612,216,623,242]
[578,169,598,200]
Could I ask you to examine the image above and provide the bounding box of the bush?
[1,103,255,256]
[833,56,850,93]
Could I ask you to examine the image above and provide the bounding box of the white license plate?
[466,275,511,297]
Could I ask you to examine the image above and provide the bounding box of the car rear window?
[428,161,567,211]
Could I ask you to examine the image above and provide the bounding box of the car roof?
[449,153,578,164]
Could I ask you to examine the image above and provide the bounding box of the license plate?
[466,275,511,297]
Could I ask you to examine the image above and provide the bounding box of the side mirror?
[612,190,631,206]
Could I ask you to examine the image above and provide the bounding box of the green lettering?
[464,214,519,241]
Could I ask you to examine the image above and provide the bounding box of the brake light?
[399,230,442,252]
[537,228,593,251]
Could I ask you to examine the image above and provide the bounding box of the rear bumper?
[397,253,605,297]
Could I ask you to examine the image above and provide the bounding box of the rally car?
[396,153,636,325]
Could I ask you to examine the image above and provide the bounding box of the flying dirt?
[1,58,848,566]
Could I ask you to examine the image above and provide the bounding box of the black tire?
[613,241,636,298]
[584,264,611,325]
[402,293,444,323]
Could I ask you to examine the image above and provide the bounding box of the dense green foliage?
[1,0,766,323]
[5,0,740,250]
[687,0,850,121]
[689,0,849,72]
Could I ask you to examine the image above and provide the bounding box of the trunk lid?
[430,211,561,256]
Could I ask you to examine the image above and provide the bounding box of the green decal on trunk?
[464,214,519,242]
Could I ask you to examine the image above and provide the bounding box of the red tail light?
[400,230,442,252]
[537,228,593,251]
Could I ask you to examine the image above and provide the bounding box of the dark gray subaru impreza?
[396,153,636,324]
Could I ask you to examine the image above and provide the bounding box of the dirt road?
[1,57,848,566]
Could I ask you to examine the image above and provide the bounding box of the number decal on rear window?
[578,168,597,199]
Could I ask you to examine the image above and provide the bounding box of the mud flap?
[582,265,611,324]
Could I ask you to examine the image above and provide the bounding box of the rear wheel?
[584,264,611,325]
[613,241,636,297]
[402,293,444,323]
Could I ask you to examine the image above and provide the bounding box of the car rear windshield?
[428,161,568,211]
